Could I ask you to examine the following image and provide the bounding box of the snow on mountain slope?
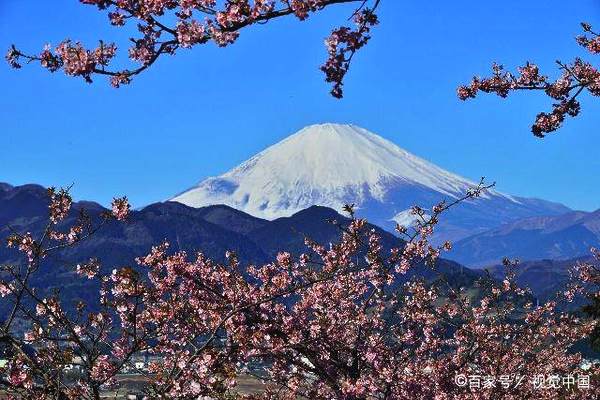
[174,124,503,216]
[172,124,570,242]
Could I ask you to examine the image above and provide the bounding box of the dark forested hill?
[0,182,482,311]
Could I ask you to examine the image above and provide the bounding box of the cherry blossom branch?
[6,0,380,96]
[458,22,600,137]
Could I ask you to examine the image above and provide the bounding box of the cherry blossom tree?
[5,0,380,98]
[575,249,600,351]
[1,182,599,399]
[458,23,600,137]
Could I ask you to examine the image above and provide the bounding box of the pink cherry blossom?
[458,23,600,137]
[7,0,381,97]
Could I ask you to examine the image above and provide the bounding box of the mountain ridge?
[449,209,600,266]
[0,182,483,312]
[171,123,571,242]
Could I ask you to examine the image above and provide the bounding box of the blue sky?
[1,0,599,211]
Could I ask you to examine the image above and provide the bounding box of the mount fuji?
[171,124,570,242]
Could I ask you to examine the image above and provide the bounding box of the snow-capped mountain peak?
[172,123,570,241]
[175,123,477,213]
[233,123,477,197]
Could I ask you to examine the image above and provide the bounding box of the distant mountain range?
[172,123,570,243]
[2,126,595,311]
[449,210,600,266]
[0,183,480,311]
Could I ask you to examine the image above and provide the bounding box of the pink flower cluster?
[321,9,379,98]
[6,232,37,264]
[111,196,130,220]
[76,258,101,279]
[48,187,72,224]
[5,47,21,68]
[29,40,118,83]
[2,183,600,398]
[176,19,207,48]
[56,41,102,82]
[577,22,600,54]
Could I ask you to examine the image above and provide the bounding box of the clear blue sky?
[1,0,599,211]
